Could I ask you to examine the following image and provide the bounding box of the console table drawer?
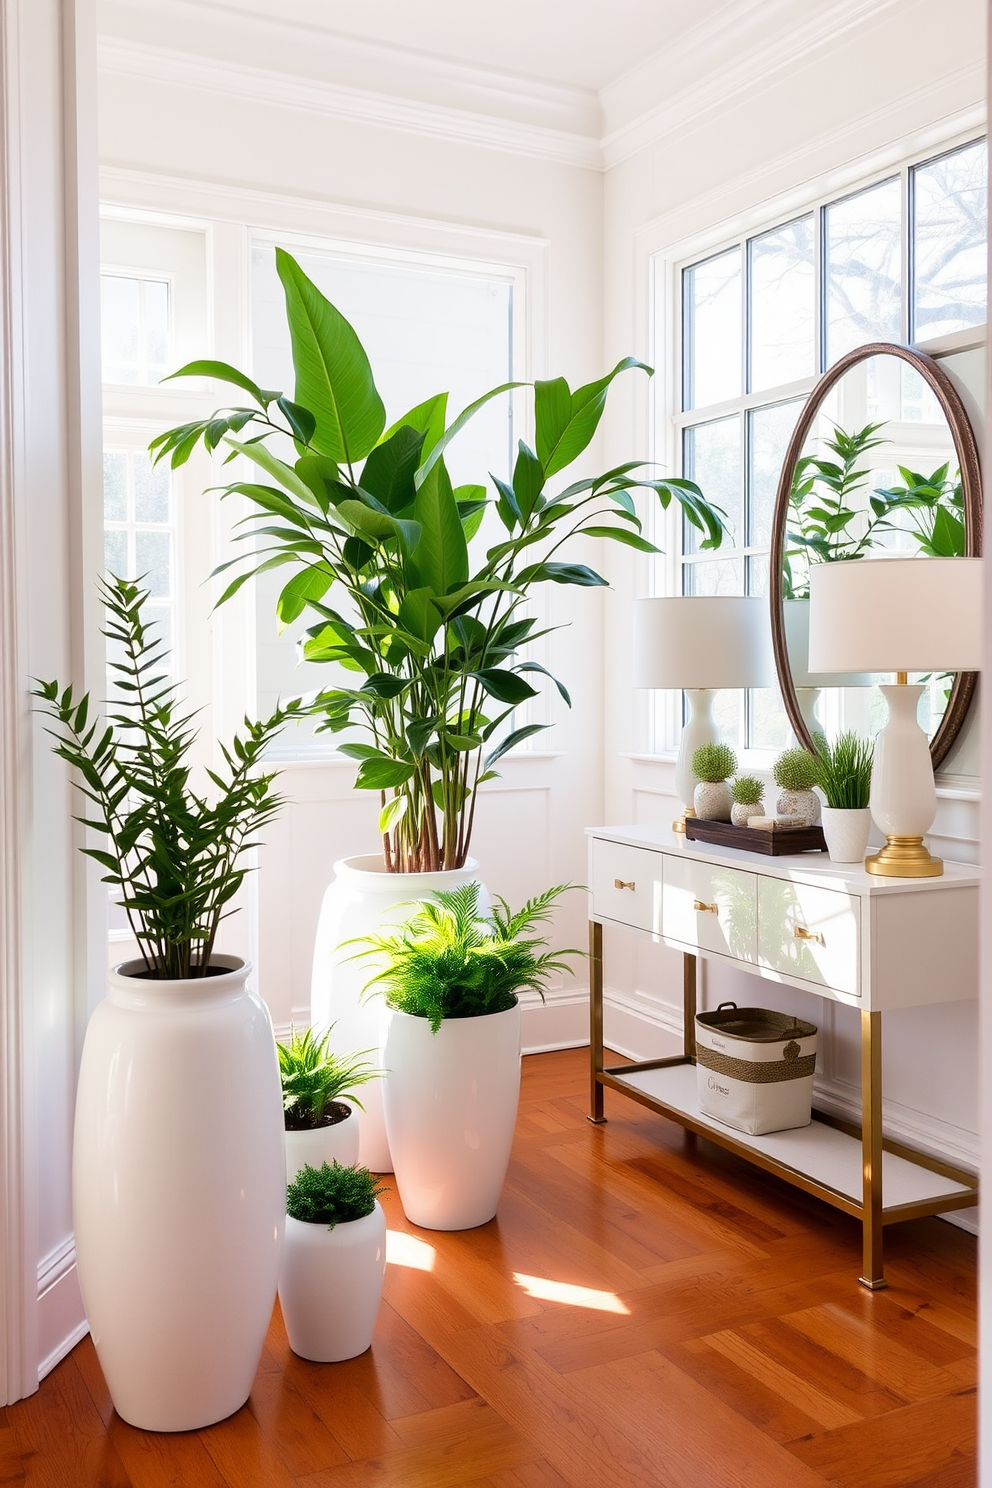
[590,840,662,933]
[662,857,757,962]
[758,878,861,997]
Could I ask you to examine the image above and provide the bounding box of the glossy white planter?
[285,1105,360,1182]
[73,956,285,1432]
[311,855,485,1172]
[821,807,872,864]
[382,1003,521,1230]
[278,1203,386,1362]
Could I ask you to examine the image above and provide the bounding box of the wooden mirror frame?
[769,342,983,769]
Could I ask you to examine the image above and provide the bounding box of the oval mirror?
[769,342,982,768]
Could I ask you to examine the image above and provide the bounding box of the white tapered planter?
[278,1203,386,1362]
[382,1003,521,1230]
[285,1105,360,1182]
[73,956,285,1432]
[820,807,872,864]
[311,855,486,1172]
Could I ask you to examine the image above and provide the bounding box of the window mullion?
[901,164,912,344]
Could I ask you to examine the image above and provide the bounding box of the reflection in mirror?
[770,343,982,765]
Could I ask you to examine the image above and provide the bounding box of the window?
[103,449,176,666]
[663,135,987,756]
[101,273,172,386]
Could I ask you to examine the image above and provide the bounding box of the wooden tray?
[684,817,827,855]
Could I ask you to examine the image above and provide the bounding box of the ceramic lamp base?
[865,834,943,878]
[672,808,696,835]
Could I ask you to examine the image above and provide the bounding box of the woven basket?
[695,1001,817,1135]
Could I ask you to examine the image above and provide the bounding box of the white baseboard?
[36,1239,86,1381]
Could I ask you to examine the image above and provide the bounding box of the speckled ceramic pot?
[776,788,821,826]
[694,781,732,821]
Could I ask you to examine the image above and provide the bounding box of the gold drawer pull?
[693,899,718,914]
[614,878,636,891]
[795,926,825,946]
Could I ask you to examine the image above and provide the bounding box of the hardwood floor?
[2,1048,976,1487]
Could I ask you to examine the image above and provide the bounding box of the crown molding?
[97,36,603,172]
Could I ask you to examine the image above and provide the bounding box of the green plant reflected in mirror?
[769,342,983,766]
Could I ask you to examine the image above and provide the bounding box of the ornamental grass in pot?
[279,1162,388,1362]
[34,576,307,1433]
[351,882,581,1230]
[278,1025,380,1177]
[811,732,875,863]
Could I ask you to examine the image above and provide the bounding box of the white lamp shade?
[632,597,775,690]
[783,599,872,688]
[808,558,983,675]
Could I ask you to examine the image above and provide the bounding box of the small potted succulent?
[278,1162,387,1362]
[351,882,581,1230]
[277,1026,380,1179]
[811,733,875,863]
[730,776,765,827]
[772,747,821,826]
[691,743,737,821]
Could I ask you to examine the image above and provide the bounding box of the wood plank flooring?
[2,1049,976,1487]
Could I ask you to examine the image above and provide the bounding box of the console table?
[587,824,979,1288]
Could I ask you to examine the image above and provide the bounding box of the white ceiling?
[145,0,737,94]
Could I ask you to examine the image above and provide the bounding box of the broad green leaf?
[398,588,442,644]
[416,382,524,488]
[484,722,549,768]
[472,669,539,705]
[536,358,651,478]
[276,564,335,626]
[355,758,416,790]
[580,525,661,553]
[512,441,544,520]
[410,458,469,594]
[163,359,280,405]
[275,248,386,464]
[277,397,317,447]
[225,437,315,503]
[359,425,424,512]
[381,393,448,457]
[378,795,409,834]
[520,561,607,587]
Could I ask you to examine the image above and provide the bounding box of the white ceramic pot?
[776,788,821,826]
[820,807,872,864]
[73,956,285,1432]
[694,781,732,821]
[278,1202,386,1362]
[311,855,486,1172]
[731,802,762,827]
[382,1002,521,1230]
[285,1104,360,1182]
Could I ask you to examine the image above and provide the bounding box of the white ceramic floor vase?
[820,807,872,864]
[285,1106,360,1182]
[278,1202,386,1362]
[311,854,486,1173]
[382,1003,521,1230]
[72,956,286,1433]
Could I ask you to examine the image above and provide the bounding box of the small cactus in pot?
[691,743,737,822]
[730,775,765,827]
[772,747,821,826]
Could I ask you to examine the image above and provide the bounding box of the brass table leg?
[860,1009,885,1290]
[683,953,697,1062]
[588,920,606,1123]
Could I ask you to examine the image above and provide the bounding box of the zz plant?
[34,575,304,980]
[351,881,581,1033]
[151,248,728,874]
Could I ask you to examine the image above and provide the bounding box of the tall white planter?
[278,1203,386,1362]
[285,1105,360,1182]
[311,855,485,1172]
[73,956,285,1432]
[382,1003,521,1230]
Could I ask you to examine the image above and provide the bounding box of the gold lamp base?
[673,808,696,835]
[865,835,943,878]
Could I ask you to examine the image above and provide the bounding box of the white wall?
[599,0,986,1223]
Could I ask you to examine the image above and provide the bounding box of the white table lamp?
[808,558,982,877]
[633,596,776,831]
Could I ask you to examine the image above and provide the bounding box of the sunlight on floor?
[513,1272,630,1313]
[386,1230,437,1271]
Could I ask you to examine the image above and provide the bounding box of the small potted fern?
[351,882,580,1229]
[278,1026,380,1179]
[812,733,875,863]
[772,746,821,826]
[278,1162,387,1362]
[691,743,737,821]
[730,776,765,827]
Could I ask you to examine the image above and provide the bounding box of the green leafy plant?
[286,1161,387,1229]
[783,423,892,598]
[871,463,965,557]
[730,775,764,807]
[277,1025,379,1131]
[33,576,304,980]
[351,881,581,1033]
[812,732,874,809]
[150,248,729,874]
[691,743,737,783]
[773,746,819,793]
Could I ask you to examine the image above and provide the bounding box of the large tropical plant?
[151,249,728,873]
[783,423,892,598]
